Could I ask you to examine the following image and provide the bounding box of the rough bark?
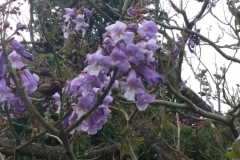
[0,138,119,160]
[0,138,67,159]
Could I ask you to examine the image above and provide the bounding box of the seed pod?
[37,83,57,96]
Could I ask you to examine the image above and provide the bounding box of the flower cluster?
[60,8,163,135]
[188,34,200,53]
[0,25,39,112]
[62,8,90,39]
[173,33,200,54]
[173,34,184,53]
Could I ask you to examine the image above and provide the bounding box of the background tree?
[0,0,240,160]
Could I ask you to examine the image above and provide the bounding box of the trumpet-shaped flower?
[84,49,111,76]
[121,70,145,101]
[10,40,34,62]
[19,68,39,94]
[138,19,158,39]
[136,93,155,111]
[104,21,134,46]
[8,51,25,69]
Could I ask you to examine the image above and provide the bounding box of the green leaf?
[217,127,227,134]
[225,152,240,159]
[135,137,145,142]
[232,140,240,157]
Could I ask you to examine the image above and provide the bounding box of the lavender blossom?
[127,7,135,15]
[19,68,39,94]
[0,78,14,103]
[109,44,130,71]
[124,43,144,65]
[140,66,163,86]
[72,14,89,36]
[84,49,111,76]
[83,8,91,16]
[11,95,27,112]
[10,40,34,62]
[237,135,240,141]
[8,51,25,69]
[127,23,138,31]
[104,21,134,46]
[17,23,27,30]
[121,70,145,101]
[63,8,76,22]
[63,21,74,39]
[0,52,6,77]
[137,19,158,39]
[136,93,155,111]
[173,45,179,53]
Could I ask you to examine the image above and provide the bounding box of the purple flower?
[75,95,112,135]
[8,51,25,69]
[16,23,27,30]
[124,44,144,65]
[127,7,135,15]
[104,21,134,46]
[121,70,145,101]
[19,68,39,94]
[11,95,27,112]
[0,52,6,77]
[173,45,179,53]
[53,93,61,113]
[136,93,155,111]
[188,39,195,53]
[177,35,184,44]
[136,39,159,64]
[75,92,96,111]
[127,23,138,31]
[63,8,76,22]
[44,59,50,68]
[69,73,101,99]
[72,14,89,36]
[83,8,91,16]
[0,78,14,102]
[62,116,71,129]
[42,103,48,108]
[189,40,195,48]
[103,37,111,46]
[109,44,130,71]
[78,107,108,135]
[10,113,15,119]
[137,19,158,39]
[127,23,138,30]
[237,135,240,141]
[99,74,119,92]
[63,21,74,39]
[140,66,163,86]
[84,49,111,76]
[10,40,34,62]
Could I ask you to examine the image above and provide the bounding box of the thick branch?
[0,139,119,160]
[0,139,67,159]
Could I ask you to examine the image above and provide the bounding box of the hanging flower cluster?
[60,8,163,135]
[62,8,91,39]
[0,24,39,112]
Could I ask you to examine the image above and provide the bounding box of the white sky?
[3,0,238,113]
[169,0,240,112]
